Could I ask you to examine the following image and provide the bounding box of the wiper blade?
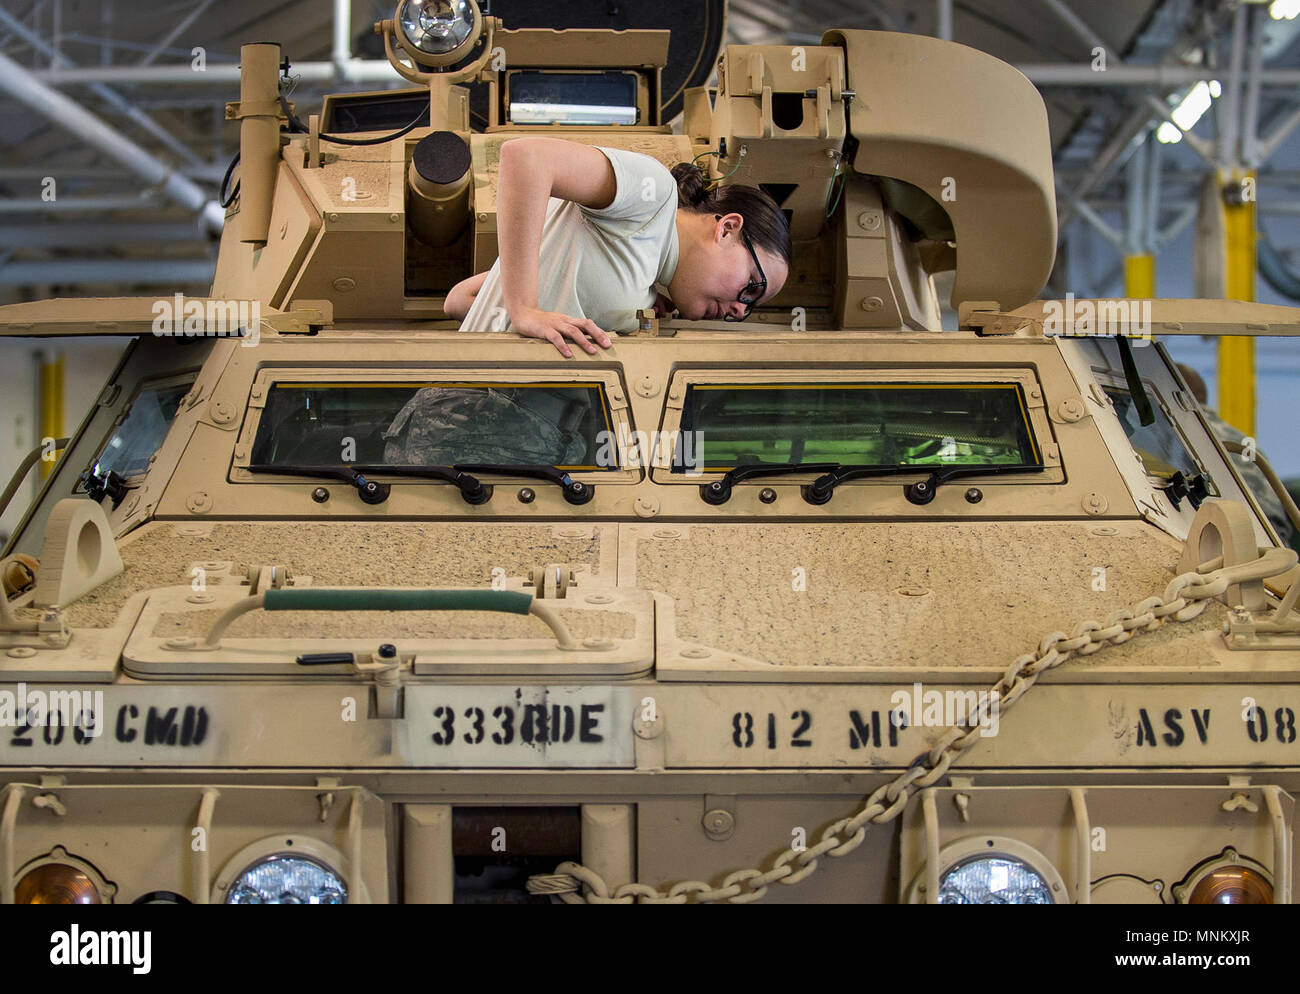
[454,464,594,505]
[247,463,392,505]
[806,462,1044,506]
[248,463,492,505]
[698,462,841,505]
[352,464,489,505]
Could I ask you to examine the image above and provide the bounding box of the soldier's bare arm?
[496,137,614,357]
[445,270,489,321]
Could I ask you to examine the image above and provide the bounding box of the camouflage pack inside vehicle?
[0,0,1298,905]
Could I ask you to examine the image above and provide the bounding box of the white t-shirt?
[459,145,680,334]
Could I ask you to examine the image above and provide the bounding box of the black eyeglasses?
[715,216,766,322]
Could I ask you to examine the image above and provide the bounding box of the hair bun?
[672,161,712,208]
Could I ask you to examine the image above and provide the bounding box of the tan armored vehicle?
[1,1,1298,905]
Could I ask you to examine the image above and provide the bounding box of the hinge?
[268,300,334,334]
[528,564,576,598]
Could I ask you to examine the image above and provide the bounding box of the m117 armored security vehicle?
[0,0,1297,904]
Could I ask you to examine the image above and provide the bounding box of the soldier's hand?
[509,306,611,357]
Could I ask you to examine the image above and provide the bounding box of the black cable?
[218,151,240,208]
[279,94,428,146]
[217,94,427,208]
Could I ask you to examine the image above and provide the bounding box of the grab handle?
[198,588,576,650]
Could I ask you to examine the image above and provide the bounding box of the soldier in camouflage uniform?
[1176,364,1298,553]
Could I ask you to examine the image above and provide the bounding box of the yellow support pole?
[1124,254,1155,298]
[38,353,64,479]
[1220,167,1256,436]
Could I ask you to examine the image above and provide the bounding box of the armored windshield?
[1103,385,1203,481]
[249,381,618,470]
[676,382,1041,472]
[89,378,193,481]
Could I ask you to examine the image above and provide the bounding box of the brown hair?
[671,161,792,267]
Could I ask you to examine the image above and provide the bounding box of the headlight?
[226,854,347,905]
[213,836,364,905]
[906,836,1066,904]
[397,0,477,56]
[939,855,1054,904]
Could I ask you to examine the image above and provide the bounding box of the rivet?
[860,296,883,312]
[857,210,881,231]
[6,648,37,659]
[702,809,734,834]
[681,647,710,658]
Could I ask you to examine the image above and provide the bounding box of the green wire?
[824,163,847,218]
[692,147,745,185]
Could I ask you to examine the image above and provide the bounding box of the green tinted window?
[677,382,1041,471]
[249,381,617,470]
[90,380,192,480]
[1103,385,1201,481]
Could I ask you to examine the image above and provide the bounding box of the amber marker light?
[15,863,102,904]
[1188,866,1273,905]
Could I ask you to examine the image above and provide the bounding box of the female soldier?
[445,136,791,357]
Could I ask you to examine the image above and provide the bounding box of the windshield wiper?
[80,468,130,509]
[246,464,394,505]
[248,463,491,505]
[697,462,841,505]
[455,464,595,505]
[352,464,489,505]
[807,462,1044,505]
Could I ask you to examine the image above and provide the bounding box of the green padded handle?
[198,586,577,650]
[262,588,533,615]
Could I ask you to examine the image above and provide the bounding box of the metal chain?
[527,547,1298,904]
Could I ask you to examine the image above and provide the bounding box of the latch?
[296,644,407,718]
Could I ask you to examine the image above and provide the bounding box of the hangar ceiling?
[1,0,1299,301]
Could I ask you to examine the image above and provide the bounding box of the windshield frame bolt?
[311,487,329,503]
[517,487,536,504]
[759,487,777,504]
[965,487,982,503]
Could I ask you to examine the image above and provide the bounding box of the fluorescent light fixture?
[1155,80,1220,144]
[1271,0,1300,21]
[509,103,637,125]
